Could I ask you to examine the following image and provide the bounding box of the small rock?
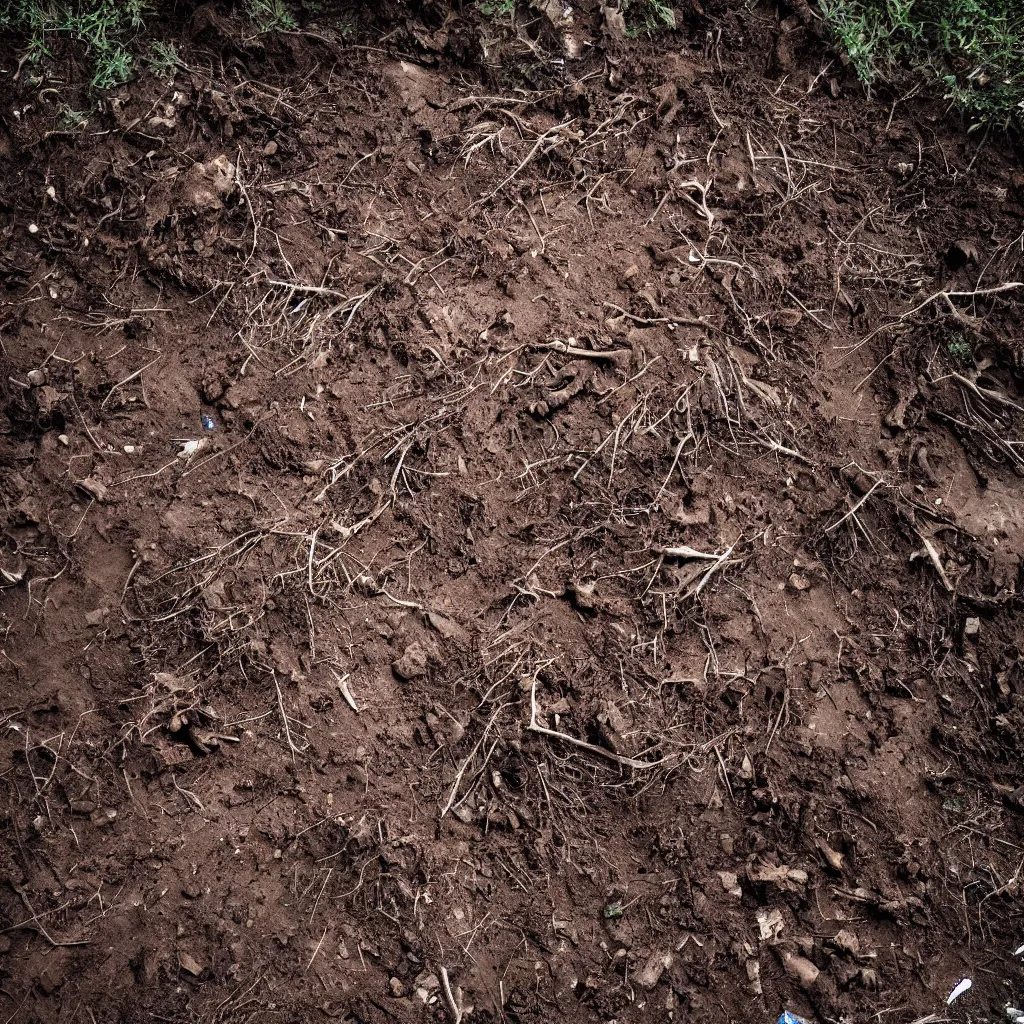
[885,397,909,430]
[738,753,754,780]
[77,477,108,502]
[178,952,203,977]
[787,573,811,592]
[815,838,845,872]
[70,800,97,815]
[636,951,672,989]
[745,957,762,995]
[964,617,980,638]
[392,641,428,681]
[832,929,859,955]
[426,611,467,642]
[84,608,107,627]
[263,140,279,157]
[28,223,39,234]
[783,952,820,989]
[37,966,62,994]
[859,968,878,990]
[388,977,405,997]
[26,368,46,387]
[720,833,734,856]
[90,807,117,826]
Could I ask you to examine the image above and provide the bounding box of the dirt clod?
[392,641,429,681]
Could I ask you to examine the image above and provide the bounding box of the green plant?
[819,0,1024,131]
[245,0,298,32]
[146,39,179,78]
[623,0,676,37]
[0,0,148,88]
[947,333,975,364]
[479,0,514,17]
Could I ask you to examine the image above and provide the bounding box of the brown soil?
[3,3,1024,1022]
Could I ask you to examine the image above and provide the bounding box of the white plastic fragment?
[1006,1007,1024,1024]
[947,978,972,1004]
[178,439,202,459]
[1015,943,1024,956]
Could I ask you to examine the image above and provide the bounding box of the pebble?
[77,477,108,502]
[636,951,672,989]
[787,573,811,592]
[392,641,428,681]
[26,368,46,386]
[263,140,278,156]
[178,952,203,977]
[388,977,405,997]
[783,952,819,989]
[28,223,39,234]
[964,617,980,637]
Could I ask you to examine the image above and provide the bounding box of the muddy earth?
[2,3,1024,1022]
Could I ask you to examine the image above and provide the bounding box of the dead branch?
[527,678,670,771]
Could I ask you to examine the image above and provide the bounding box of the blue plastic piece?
[779,1014,809,1024]
[201,415,216,431]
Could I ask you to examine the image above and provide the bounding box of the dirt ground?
[2,2,1024,1022]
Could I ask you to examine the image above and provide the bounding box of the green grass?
[245,0,297,33]
[820,0,1024,131]
[624,0,676,36]
[0,0,148,88]
[0,0,313,89]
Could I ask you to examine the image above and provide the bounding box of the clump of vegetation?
[623,0,676,36]
[245,0,297,33]
[819,0,1024,131]
[0,0,148,88]
[0,0,334,89]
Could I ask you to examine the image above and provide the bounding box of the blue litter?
[201,415,216,431]
[779,1014,809,1024]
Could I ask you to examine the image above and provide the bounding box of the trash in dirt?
[178,439,203,459]
[1006,1007,1024,1024]
[602,900,624,919]
[947,978,972,1004]
[756,908,785,941]
[201,415,216,431]
[26,368,45,386]
[718,871,742,897]
[1015,942,1024,955]
[778,1012,810,1024]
